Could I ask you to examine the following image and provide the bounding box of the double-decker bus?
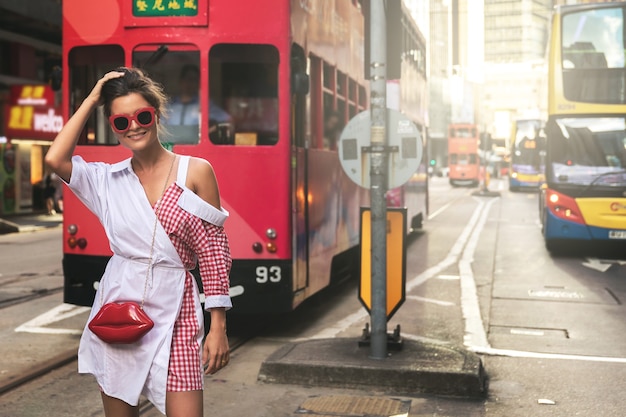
[540,2,626,252]
[509,118,545,191]
[59,0,428,313]
[447,123,479,186]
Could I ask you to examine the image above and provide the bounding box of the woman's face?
[109,92,159,151]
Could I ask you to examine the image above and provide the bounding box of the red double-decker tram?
[60,0,427,313]
[447,123,480,187]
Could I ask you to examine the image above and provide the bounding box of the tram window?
[133,47,201,145]
[68,45,124,145]
[209,44,279,145]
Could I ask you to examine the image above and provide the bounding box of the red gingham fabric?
[156,183,232,391]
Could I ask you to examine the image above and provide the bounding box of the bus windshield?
[548,117,626,187]
[512,120,542,168]
[561,6,626,104]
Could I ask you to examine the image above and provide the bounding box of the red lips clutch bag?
[88,301,154,344]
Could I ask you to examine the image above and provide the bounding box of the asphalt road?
[0,176,624,416]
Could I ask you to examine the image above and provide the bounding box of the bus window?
[209,44,279,145]
[133,46,201,145]
[68,45,124,145]
[561,6,626,104]
[450,154,458,164]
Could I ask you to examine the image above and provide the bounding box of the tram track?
[0,320,261,404]
[0,271,64,310]
[0,286,64,310]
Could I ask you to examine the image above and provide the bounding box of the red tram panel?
[60,0,428,313]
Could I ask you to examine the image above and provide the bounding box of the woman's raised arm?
[45,71,125,182]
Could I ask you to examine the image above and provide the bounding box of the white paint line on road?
[401,332,451,346]
[458,198,626,364]
[428,202,452,220]
[582,258,619,272]
[437,274,460,280]
[308,308,369,340]
[459,197,497,349]
[470,345,626,364]
[308,199,488,340]
[406,295,455,307]
[15,303,89,335]
[407,198,486,292]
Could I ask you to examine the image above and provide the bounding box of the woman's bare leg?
[166,390,203,417]
[101,392,139,417]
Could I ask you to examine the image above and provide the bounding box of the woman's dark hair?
[100,67,168,119]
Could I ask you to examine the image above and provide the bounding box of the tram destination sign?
[134,0,199,17]
[338,109,423,189]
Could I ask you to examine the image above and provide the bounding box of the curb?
[0,218,19,235]
[258,338,488,398]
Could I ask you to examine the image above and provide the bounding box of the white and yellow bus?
[540,2,626,252]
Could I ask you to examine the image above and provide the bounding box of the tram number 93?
[255,266,282,283]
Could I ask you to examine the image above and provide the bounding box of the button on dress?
[67,155,231,414]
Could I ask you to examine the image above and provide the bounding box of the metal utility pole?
[369,0,388,360]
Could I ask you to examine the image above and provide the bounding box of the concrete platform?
[0,212,62,234]
[258,337,488,398]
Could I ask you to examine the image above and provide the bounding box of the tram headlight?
[67,236,78,248]
[77,238,87,249]
[266,242,277,253]
[67,224,78,235]
[266,228,277,239]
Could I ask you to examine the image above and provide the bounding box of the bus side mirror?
[292,72,309,95]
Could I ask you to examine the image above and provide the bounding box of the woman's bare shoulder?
[187,156,221,208]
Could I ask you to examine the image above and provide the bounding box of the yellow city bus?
[540,2,626,252]
[509,118,544,191]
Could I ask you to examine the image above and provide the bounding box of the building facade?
[0,0,62,214]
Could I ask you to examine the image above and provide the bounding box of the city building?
[481,0,553,146]
[0,0,62,214]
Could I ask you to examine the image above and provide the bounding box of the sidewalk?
[0,211,63,234]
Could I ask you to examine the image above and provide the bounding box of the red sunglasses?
[108,107,156,133]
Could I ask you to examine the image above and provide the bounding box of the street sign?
[338,109,423,189]
[359,208,407,320]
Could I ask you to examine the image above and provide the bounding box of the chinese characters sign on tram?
[134,0,198,17]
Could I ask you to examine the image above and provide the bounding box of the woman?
[45,67,231,417]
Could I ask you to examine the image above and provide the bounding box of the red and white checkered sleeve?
[190,218,232,310]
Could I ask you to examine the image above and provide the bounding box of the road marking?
[15,303,89,335]
[407,295,455,306]
[308,309,368,339]
[437,274,460,280]
[459,200,626,364]
[428,202,452,220]
[308,199,488,339]
[470,345,626,364]
[459,198,497,349]
[582,258,625,272]
[528,289,584,299]
[407,198,487,292]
